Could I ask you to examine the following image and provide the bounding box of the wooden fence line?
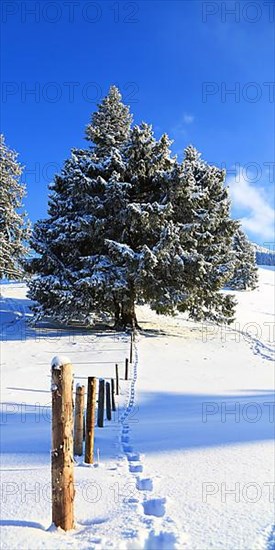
[50,332,133,527]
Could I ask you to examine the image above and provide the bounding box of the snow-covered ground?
[0,267,274,550]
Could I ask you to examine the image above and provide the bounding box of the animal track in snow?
[144,529,179,549]
[142,498,166,518]
[126,452,140,462]
[136,477,153,491]
[118,337,182,548]
[129,463,143,473]
[123,444,134,453]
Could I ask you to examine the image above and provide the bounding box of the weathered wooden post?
[125,358,129,380]
[74,384,85,456]
[51,356,74,531]
[97,379,105,428]
[106,381,111,420]
[130,332,133,363]
[111,378,116,411]
[115,364,119,395]
[84,377,96,464]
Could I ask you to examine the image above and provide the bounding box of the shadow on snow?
[1,390,274,455]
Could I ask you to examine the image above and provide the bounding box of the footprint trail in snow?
[117,335,188,549]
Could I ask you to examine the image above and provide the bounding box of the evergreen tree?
[66,123,177,328]
[27,88,240,328]
[27,117,179,327]
[27,151,90,321]
[227,228,258,290]
[0,134,30,279]
[27,87,132,323]
[86,84,132,161]
[102,123,177,327]
[169,146,238,323]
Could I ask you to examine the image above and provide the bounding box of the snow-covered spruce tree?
[0,134,30,279]
[69,122,178,329]
[27,87,132,323]
[103,123,179,327]
[27,88,240,327]
[27,152,89,321]
[27,115,180,328]
[168,146,238,323]
[65,86,134,326]
[100,138,240,326]
[86,84,132,161]
[227,228,258,290]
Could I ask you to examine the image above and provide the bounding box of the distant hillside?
[252,243,275,266]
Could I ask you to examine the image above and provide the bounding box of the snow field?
[0,267,274,549]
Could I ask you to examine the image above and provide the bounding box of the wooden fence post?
[97,379,105,428]
[111,378,116,411]
[74,384,85,456]
[84,377,96,464]
[130,332,133,363]
[106,381,111,420]
[115,364,119,395]
[51,356,74,531]
[125,358,129,380]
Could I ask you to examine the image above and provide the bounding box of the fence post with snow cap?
[97,378,105,428]
[84,376,96,464]
[51,355,75,531]
[74,384,85,456]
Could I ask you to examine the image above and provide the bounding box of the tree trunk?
[113,288,141,330]
[120,300,141,330]
[113,298,121,327]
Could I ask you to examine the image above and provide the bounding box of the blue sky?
[2,0,274,246]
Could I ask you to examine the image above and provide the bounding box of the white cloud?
[183,113,194,124]
[227,169,274,242]
[170,113,195,140]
